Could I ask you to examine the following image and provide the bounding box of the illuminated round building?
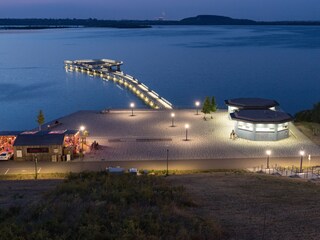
[226,98,293,141]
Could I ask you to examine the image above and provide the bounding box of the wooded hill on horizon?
[1,15,320,29]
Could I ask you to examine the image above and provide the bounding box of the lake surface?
[0,26,319,130]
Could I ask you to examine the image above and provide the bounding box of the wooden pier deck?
[64,59,173,110]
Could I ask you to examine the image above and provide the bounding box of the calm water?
[0,26,319,130]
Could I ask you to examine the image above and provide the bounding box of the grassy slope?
[295,122,320,146]
[2,171,320,239]
[170,172,320,240]
[0,172,223,240]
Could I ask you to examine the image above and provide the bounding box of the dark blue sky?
[0,0,319,21]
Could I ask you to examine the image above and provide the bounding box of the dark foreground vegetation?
[0,172,222,240]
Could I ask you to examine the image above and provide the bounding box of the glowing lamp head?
[130,102,135,108]
[195,101,200,107]
[300,150,305,156]
[171,113,175,118]
[185,124,189,129]
[266,150,271,156]
[80,126,85,131]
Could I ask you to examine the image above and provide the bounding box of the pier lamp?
[171,113,175,127]
[266,150,271,169]
[299,150,305,173]
[130,102,135,116]
[195,101,200,115]
[185,124,189,141]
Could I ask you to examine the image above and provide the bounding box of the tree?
[201,97,211,120]
[37,110,45,131]
[311,102,320,123]
[210,96,217,118]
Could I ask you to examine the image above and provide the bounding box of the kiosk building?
[225,98,293,141]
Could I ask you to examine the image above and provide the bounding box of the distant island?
[1,15,320,29]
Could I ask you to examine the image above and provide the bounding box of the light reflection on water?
[0,26,319,130]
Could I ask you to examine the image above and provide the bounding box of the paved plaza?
[53,109,320,162]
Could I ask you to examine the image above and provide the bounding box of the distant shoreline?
[1,15,320,29]
[0,26,71,30]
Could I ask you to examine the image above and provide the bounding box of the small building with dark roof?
[226,98,293,141]
[225,98,279,113]
[8,130,80,161]
[230,110,293,141]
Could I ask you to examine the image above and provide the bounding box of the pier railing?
[64,59,173,110]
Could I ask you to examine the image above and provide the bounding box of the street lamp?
[166,148,169,176]
[266,150,271,169]
[185,124,189,141]
[34,155,38,180]
[80,125,85,154]
[299,150,305,173]
[308,154,311,167]
[195,101,200,115]
[130,102,135,116]
[171,113,175,127]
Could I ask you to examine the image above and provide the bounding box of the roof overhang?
[230,109,293,124]
[225,98,279,109]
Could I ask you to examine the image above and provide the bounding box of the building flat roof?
[0,130,78,136]
[225,98,279,109]
[71,59,123,68]
[0,130,79,146]
[14,134,65,146]
[0,131,23,136]
[230,109,293,124]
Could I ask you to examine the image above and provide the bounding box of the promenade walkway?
[52,110,320,162]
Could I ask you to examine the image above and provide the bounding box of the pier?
[64,59,173,110]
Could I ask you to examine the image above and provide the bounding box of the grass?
[0,169,247,180]
[294,121,320,146]
[0,173,68,180]
[169,172,320,240]
[145,169,247,176]
[0,172,223,240]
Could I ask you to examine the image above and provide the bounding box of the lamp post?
[266,150,271,169]
[34,155,38,180]
[185,124,189,141]
[299,150,305,173]
[80,125,85,154]
[166,148,169,176]
[130,102,135,116]
[171,113,175,127]
[195,101,200,115]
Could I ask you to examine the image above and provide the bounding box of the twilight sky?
[0,0,319,21]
